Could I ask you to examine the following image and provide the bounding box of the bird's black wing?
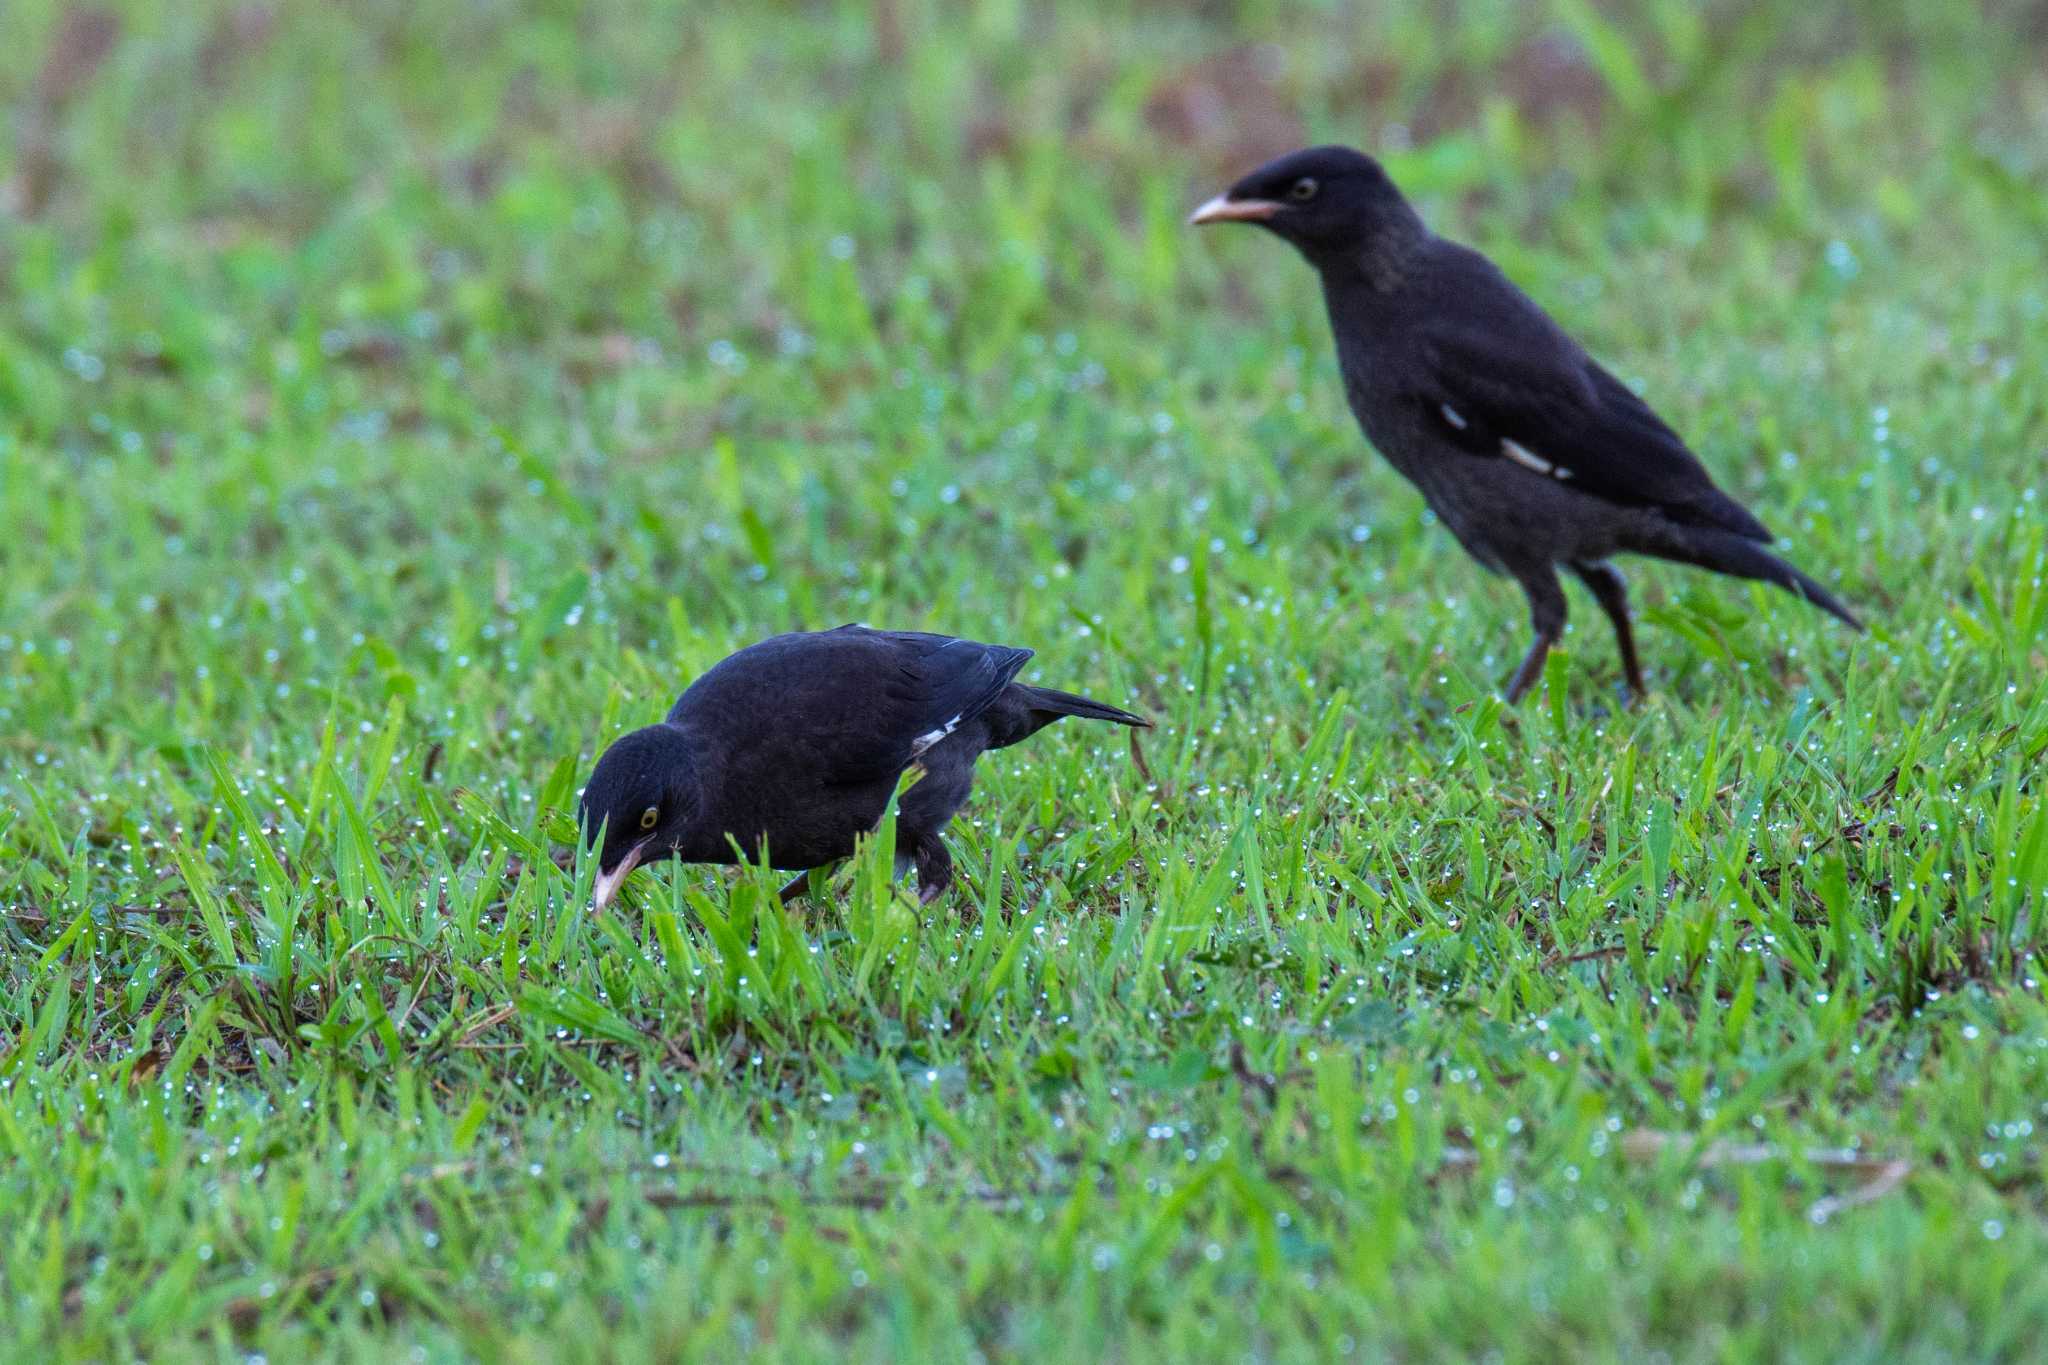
[817,628,1034,782]
[1410,322,1773,542]
[672,626,1033,786]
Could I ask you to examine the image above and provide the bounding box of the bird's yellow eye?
[1289,176,1319,201]
[639,806,660,830]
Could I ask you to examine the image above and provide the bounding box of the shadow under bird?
[578,624,1150,911]
[1190,145,1861,702]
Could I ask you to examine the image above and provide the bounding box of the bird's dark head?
[1189,145,1424,269]
[577,723,700,912]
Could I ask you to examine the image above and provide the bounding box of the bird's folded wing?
[671,629,1035,786]
[805,632,1035,784]
[1414,327,1771,541]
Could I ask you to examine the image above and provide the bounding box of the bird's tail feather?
[1017,685,1151,728]
[1656,529,1863,630]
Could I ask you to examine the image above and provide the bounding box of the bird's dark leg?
[908,831,953,906]
[777,870,817,904]
[1502,567,1567,705]
[1502,638,1553,705]
[1571,560,1647,699]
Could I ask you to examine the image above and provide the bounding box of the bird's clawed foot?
[910,832,953,906]
[1501,633,1557,705]
[776,844,954,907]
[1500,634,1650,708]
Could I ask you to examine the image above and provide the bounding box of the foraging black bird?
[1190,145,1861,701]
[578,625,1149,911]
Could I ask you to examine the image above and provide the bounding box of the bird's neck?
[656,725,723,859]
[1318,212,1428,294]
[669,812,731,865]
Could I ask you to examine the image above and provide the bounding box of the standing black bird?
[1190,145,1861,701]
[578,625,1149,911]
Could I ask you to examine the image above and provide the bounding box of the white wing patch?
[910,714,961,757]
[1440,403,1469,431]
[1502,437,1573,481]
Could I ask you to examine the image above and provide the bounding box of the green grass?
[3,0,2047,1357]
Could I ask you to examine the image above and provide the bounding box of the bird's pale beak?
[590,840,649,913]
[1188,194,1282,226]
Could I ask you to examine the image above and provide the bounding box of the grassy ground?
[4,0,2046,1357]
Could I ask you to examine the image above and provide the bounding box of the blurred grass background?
[2,1,2046,1358]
